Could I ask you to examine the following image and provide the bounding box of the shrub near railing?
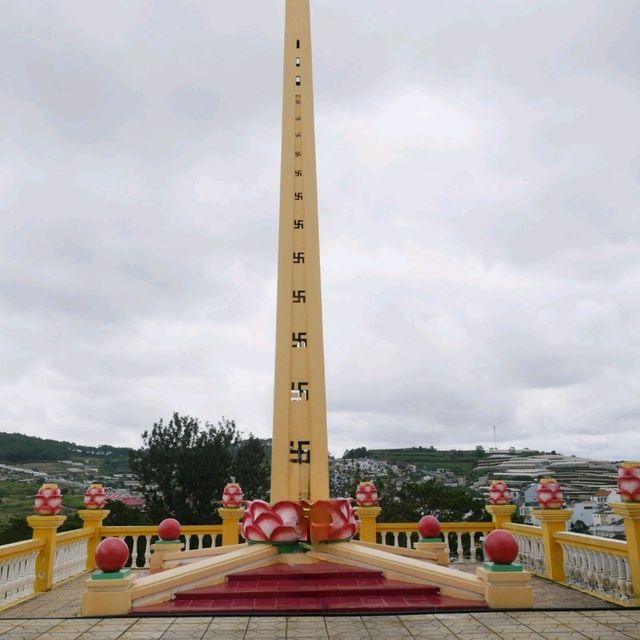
[0,538,45,610]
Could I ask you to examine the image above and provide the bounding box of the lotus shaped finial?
[241,500,305,543]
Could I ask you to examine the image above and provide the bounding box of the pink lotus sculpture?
[34,483,63,515]
[83,483,107,510]
[488,480,511,505]
[308,499,357,543]
[618,462,640,503]
[536,477,564,509]
[355,481,379,507]
[242,500,305,543]
[222,482,244,508]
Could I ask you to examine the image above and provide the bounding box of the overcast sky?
[1,1,639,460]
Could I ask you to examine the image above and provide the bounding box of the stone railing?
[53,529,92,585]
[504,522,546,576]
[375,521,495,562]
[0,539,44,611]
[100,525,224,568]
[556,531,633,604]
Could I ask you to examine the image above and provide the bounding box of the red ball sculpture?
[95,537,129,573]
[483,529,519,565]
[418,515,441,538]
[618,462,640,503]
[34,483,63,515]
[158,518,181,541]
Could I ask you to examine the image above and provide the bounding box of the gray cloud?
[1,1,639,461]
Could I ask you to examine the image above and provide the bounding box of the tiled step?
[132,593,488,615]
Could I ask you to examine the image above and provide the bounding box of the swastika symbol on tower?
[292,332,307,348]
[293,252,305,263]
[290,381,309,401]
[294,219,304,229]
[289,440,310,464]
[294,192,303,200]
[292,290,306,303]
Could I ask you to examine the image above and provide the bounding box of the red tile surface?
[130,560,488,616]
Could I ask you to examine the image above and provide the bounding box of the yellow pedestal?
[355,506,381,544]
[476,566,533,608]
[414,540,449,565]
[27,515,66,592]
[218,508,244,546]
[485,504,516,529]
[533,508,572,581]
[611,502,640,603]
[149,541,184,573]
[78,509,110,571]
[81,573,135,616]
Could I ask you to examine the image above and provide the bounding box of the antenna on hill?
[493,425,497,450]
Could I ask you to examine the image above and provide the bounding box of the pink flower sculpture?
[83,483,107,510]
[618,462,640,503]
[242,500,305,543]
[536,477,564,509]
[34,483,63,515]
[308,499,357,543]
[355,481,379,507]
[222,482,244,508]
[488,480,511,505]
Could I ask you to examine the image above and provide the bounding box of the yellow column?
[533,509,572,582]
[611,503,640,602]
[78,509,110,571]
[27,515,66,592]
[218,508,244,546]
[485,504,516,529]
[356,506,381,543]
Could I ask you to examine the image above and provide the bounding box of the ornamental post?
[355,506,381,543]
[78,509,110,571]
[27,515,67,592]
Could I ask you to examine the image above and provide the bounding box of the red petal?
[254,512,284,538]
[269,526,300,542]
[272,501,301,527]
[244,524,268,542]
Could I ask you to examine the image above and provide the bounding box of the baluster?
[197,534,204,550]
[144,535,152,567]
[130,535,140,567]
[454,533,462,562]
[392,532,399,547]
[379,531,389,546]
[468,531,477,562]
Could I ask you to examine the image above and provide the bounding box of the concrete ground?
[2,571,636,640]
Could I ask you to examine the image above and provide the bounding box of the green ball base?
[91,568,132,580]
[483,561,523,572]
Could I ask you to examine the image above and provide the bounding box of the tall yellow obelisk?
[270,0,329,503]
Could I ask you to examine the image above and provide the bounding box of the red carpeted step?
[129,561,489,615]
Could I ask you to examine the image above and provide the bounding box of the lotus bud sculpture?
[536,477,564,509]
[34,483,63,516]
[308,498,357,544]
[355,481,379,507]
[83,483,107,510]
[488,480,511,505]
[221,482,244,508]
[617,462,640,503]
[242,500,305,543]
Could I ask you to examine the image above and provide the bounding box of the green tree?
[129,413,269,524]
[378,479,489,523]
[103,500,154,526]
[570,519,591,535]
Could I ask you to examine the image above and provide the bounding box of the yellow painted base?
[476,566,533,608]
[149,541,184,573]
[414,541,449,566]
[81,574,135,616]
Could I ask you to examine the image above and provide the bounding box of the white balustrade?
[511,532,546,576]
[0,549,38,607]
[559,541,633,603]
[53,537,88,584]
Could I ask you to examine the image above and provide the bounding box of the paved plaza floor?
[2,571,638,640]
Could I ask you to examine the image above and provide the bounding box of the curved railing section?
[100,525,224,568]
[555,531,633,604]
[504,523,546,577]
[375,521,495,562]
[0,539,44,610]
